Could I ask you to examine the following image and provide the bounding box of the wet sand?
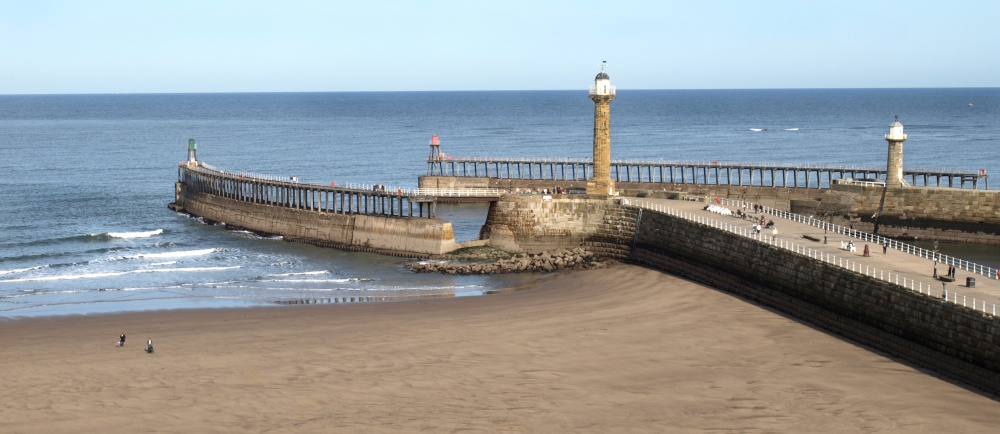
[1,264,998,433]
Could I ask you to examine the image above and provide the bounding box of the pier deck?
[626,197,1000,312]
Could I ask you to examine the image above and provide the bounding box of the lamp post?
[823,212,831,244]
[933,239,939,277]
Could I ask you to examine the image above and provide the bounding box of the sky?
[1,0,998,94]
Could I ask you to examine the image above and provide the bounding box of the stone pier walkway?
[628,197,1000,314]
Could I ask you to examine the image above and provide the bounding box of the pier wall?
[483,198,1000,393]
[819,184,1000,244]
[628,206,1000,395]
[823,184,1000,224]
[419,176,822,209]
[173,184,459,257]
[481,195,610,253]
[427,174,1000,244]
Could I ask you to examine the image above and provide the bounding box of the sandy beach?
[2,264,998,433]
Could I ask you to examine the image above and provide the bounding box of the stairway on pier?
[585,205,640,261]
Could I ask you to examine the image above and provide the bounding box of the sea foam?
[125,248,216,260]
[103,229,165,239]
[0,266,240,283]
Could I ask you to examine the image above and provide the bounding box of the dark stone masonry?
[627,205,1000,396]
[406,248,614,275]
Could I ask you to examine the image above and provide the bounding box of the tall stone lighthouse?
[587,63,616,195]
[884,116,909,187]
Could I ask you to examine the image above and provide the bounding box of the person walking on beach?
[146,338,154,354]
[118,333,126,348]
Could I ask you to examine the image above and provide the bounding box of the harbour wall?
[480,194,610,253]
[819,184,1000,244]
[419,176,821,209]
[481,197,1000,395]
[628,206,1000,396]
[423,175,1000,244]
[172,183,460,257]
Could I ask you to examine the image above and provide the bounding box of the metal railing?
[712,197,998,281]
[431,157,979,176]
[412,188,501,197]
[187,163,503,200]
[836,179,886,188]
[343,184,500,198]
[621,198,999,319]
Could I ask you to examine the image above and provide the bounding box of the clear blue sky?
[2,0,997,94]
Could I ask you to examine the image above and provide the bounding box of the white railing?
[432,156,594,164]
[588,84,616,96]
[342,185,504,198]
[621,198,999,320]
[836,179,886,188]
[184,165,505,199]
[188,162,306,185]
[186,163,416,195]
[410,188,501,197]
[712,197,998,281]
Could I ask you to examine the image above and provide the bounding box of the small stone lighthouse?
[587,62,616,195]
[884,116,908,187]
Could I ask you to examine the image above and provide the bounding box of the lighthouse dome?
[595,71,610,80]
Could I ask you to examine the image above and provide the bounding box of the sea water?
[1,89,998,317]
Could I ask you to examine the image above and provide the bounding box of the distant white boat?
[749,128,764,132]
[784,128,799,131]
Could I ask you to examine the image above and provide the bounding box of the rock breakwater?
[407,248,614,275]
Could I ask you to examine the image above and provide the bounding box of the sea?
[2,88,999,318]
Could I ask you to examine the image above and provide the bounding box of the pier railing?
[428,157,988,190]
[837,179,886,188]
[712,197,998,281]
[344,184,501,198]
[178,162,438,219]
[621,198,999,320]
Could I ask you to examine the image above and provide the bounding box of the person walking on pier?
[882,242,888,254]
[863,244,870,257]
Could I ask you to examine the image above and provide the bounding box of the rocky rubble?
[406,247,614,275]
